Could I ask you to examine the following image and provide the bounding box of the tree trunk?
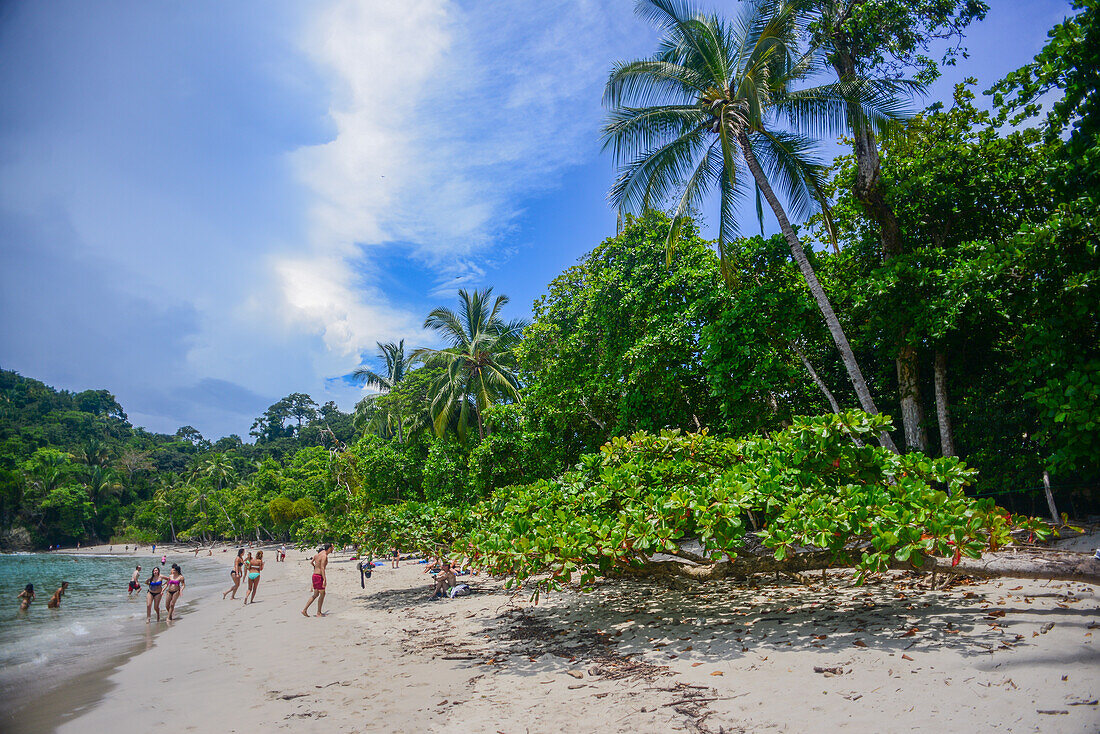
[626,547,1100,585]
[933,350,956,457]
[1042,471,1060,524]
[896,342,928,452]
[831,52,927,456]
[789,341,841,414]
[737,132,898,453]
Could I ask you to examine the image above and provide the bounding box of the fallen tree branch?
[620,547,1100,585]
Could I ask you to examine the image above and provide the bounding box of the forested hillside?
[0,2,1096,560]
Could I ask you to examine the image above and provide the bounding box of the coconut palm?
[153,475,179,542]
[603,0,909,451]
[198,453,235,491]
[353,340,417,442]
[413,288,527,441]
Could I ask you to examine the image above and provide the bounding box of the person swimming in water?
[224,548,244,600]
[47,581,69,609]
[243,550,264,605]
[146,567,165,622]
[18,584,35,611]
[164,563,185,621]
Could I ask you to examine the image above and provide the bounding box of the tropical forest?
[1,0,1097,590]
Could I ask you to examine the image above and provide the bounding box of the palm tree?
[199,453,235,491]
[603,0,906,451]
[353,340,417,442]
[153,476,178,542]
[413,288,527,441]
[85,465,122,519]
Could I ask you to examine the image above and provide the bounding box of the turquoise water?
[0,552,222,721]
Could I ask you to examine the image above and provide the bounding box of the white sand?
[51,542,1099,733]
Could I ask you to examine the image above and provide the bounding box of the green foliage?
[348,435,421,504]
[797,0,988,85]
[701,234,833,433]
[422,439,472,505]
[520,211,726,459]
[457,412,1044,593]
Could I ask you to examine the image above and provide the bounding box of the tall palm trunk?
[738,132,898,453]
[789,341,841,414]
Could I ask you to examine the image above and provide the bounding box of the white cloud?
[276,0,641,358]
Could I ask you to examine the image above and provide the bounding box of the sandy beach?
[13,539,1096,733]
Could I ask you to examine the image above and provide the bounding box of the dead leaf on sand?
[691,662,703,667]
[1037,710,1068,715]
[710,671,724,676]
[567,670,584,679]
[852,639,867,647]
[1041,622,1055,634]
[901,654,914,661]
[813,666,844,675]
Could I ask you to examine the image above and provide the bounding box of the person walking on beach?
[302,543,332,617]
[243,550,264,605]
[47,581,69,609]
[391,546,400,568]
[129,565,142,598]
[164,563,185,621]
[224,548,244,600]
[18,583,35,611]
[152,544,156,554]
[146,567,165,622]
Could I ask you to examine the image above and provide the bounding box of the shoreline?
[1,544,239,732]
[28,540,1097,733]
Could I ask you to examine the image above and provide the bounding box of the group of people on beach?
[16,581,68,611]
[222,548,265,604]
[127,560,186,622]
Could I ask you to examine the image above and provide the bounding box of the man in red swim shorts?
[302,543,332,617]
[128,565,142,597]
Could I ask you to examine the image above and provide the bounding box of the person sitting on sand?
[302,543,332,617]
[164,564,185,621]
[430,562,457,600]
[146,568,165,622]
[18,584,35,611]
[243,550,264,605]
[129,565,142,598]
[47,581,69,609]
[224,548,244,600]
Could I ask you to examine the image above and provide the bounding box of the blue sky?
[0,0,1073,439]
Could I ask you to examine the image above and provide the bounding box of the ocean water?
[0,552,223,723]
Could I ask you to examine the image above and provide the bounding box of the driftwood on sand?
[625,545,1100,585]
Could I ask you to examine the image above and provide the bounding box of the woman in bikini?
[164,563,185,620]
[146,567,165,622]
[224,548,245,600]
[17,583,35,611]
[243,550,264,605]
